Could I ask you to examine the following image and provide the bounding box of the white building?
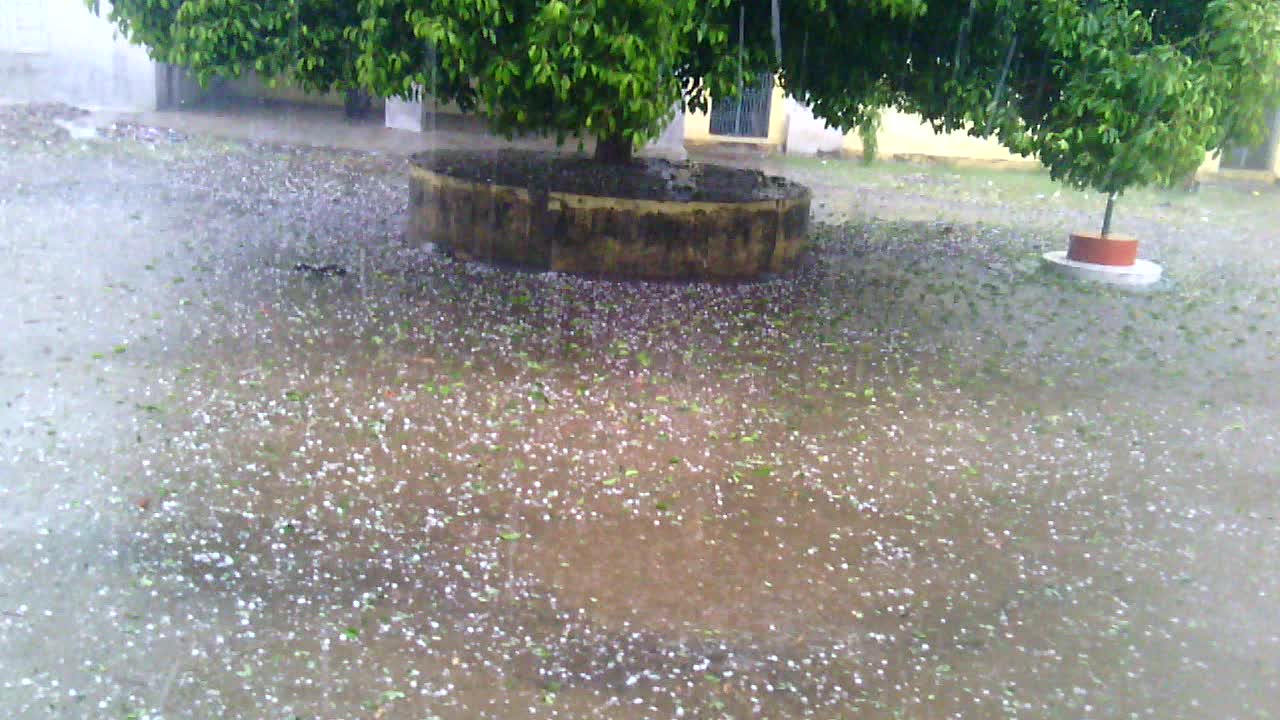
[0,0,165,110]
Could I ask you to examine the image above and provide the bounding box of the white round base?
[1041,251,1163,288]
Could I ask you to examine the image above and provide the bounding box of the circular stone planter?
[1066,231,1139,266]
[408,150,811,279]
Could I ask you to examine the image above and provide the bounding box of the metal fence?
[709,74,774,139]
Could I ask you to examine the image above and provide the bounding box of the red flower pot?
[1067,232,1139,267]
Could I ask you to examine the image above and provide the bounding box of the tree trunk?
[1100,192,1117,237]
[344,88,372,119]
[594,132,634,164]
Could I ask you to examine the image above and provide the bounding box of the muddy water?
[2,119,1278,719]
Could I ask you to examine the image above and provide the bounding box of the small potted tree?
[1067,191,1139,267]
[1020,0,1280,280]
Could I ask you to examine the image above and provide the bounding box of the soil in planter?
[414,149,803,203]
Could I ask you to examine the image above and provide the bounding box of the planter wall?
[408,159,811,280]
[1067,231,1140,267]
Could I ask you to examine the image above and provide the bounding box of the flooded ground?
[2,103,1278,719]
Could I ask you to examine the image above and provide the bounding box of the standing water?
[1,4,1279,720]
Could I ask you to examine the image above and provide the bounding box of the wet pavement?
[1,103,1279,719]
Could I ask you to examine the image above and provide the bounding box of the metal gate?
[709,74,774,139]
[1220,108,1280,171]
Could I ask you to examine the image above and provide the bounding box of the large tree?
[354,0,742,162]
[101,0,1279,197]
[102,0,366,95]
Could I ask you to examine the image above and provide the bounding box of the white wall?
[643,105,686,160]
[0,0,157,110]
[782,98,844,155]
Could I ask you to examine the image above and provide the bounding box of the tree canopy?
[778,0,1279,197]
[102,0,1279,193]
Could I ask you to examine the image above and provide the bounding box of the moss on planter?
[407,151,811,279]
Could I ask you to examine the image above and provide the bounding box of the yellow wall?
[425,93,466,116]
[684,103,712,141]
[686,100,1037,166]
[685,82,789,149]
[689,92,1280,180]
[202,70,475,117]
[1257,133,1280,179]
[841,110,1037,168]
[1194,145,1280,182]
[1197,151,1222,177]
[845,120,1273,180]
[223,73,347,108]
[837,113,1277,180]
